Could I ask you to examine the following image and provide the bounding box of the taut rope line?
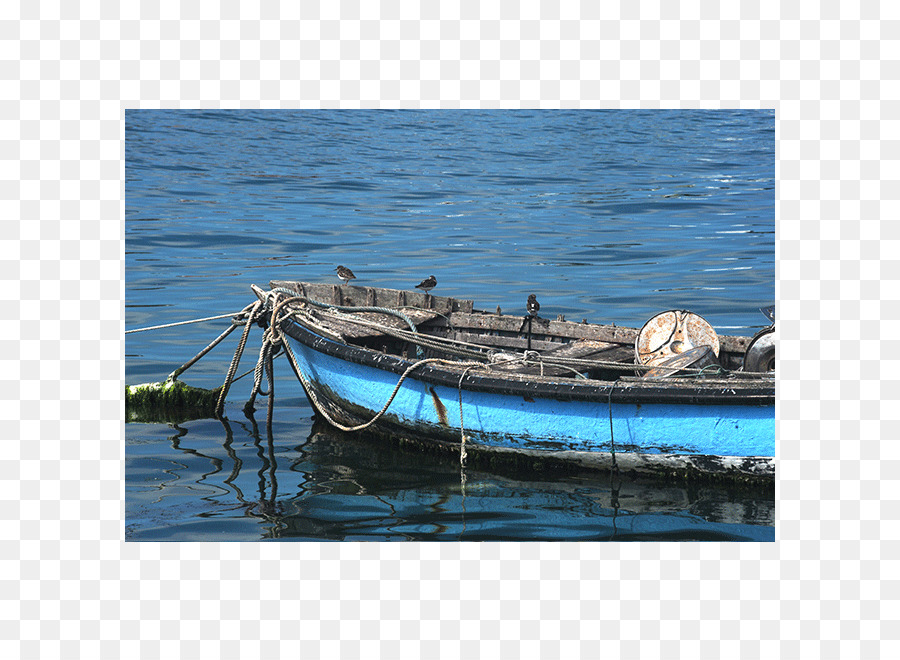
[165,303,257,384]
[126,311,250,334]
[215,300,265,417]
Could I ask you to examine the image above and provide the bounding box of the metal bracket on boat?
[743,326,775,372]
[742,304,775,372]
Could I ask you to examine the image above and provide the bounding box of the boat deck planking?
[268,279,761,377]
[271,280,473,315]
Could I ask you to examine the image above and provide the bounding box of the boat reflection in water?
[126,412,773,542]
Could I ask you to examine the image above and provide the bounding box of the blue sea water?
[125,109,775,542]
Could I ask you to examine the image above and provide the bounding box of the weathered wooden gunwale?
[431,311,640,343]
[423,312,750,357]
[272,310,775,405]
[271,280,474,314]
[269,280,754,369]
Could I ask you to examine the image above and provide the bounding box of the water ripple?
[125,109,775,541]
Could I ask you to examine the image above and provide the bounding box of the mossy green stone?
[125,380,223,423]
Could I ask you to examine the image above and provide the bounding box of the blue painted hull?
[283,329,775,459]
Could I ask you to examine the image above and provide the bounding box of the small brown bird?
[415,275,437,293]
[526,294,540,317]
[334,265,356,285]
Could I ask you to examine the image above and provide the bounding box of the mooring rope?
[165,303,257,383]
[608,381,619,473]
[215,300,265,417]
[263,290,487,460]
[126,311,250,334]
[457,365,481,469]
[255,289,489,432]
[264,331,276,433]
[284,336,484,433]
[244,324,280,413]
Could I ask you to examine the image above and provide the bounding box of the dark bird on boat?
[415,275,437,293]
[334,265,356,285]
[526,294,540,317]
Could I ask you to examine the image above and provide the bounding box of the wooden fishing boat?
[252,281,775,482]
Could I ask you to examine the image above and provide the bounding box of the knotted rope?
[215,300,266,417]
[255,289,487,434]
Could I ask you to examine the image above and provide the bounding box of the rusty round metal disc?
[634,310,720,367]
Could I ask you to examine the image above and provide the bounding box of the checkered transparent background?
[4,2,894,658]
